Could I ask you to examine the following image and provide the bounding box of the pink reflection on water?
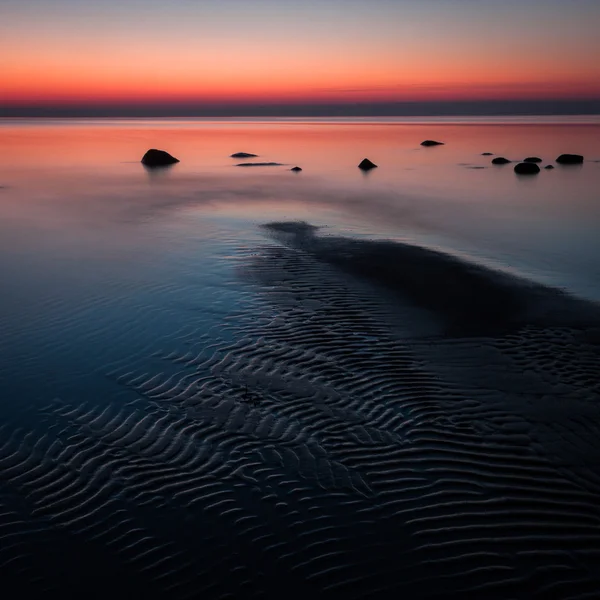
[1,118,599,300]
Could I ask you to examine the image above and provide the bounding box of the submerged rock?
[231,152,258,158]
[523,157,542,163]
[556,154,584,164]
[545,165,555,170]
[141,149,180,167]
[236,162,283,167]
[290,166,302,172]
[514,162,540,175]
[491,157,511,165]
[358,158,377,170]
[421,140,444,146]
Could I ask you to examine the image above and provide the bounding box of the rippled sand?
[1,219,600,598]
[1,119,600,598]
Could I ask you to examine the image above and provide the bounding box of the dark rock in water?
[141,149,180,167]
[290,166,302,172]
[523,157,542,163]
[358,158,377,170]
[231,152,258,158]
[481,152,493,156]
[421,140,444,146]
[491,157,511,165]
[236,162,283,167]
[545,165,555,170]
[514,162,540,175]
[556,154,584,164]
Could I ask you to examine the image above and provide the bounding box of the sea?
[1,116,600,598]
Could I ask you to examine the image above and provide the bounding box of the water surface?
[1,118,600,598]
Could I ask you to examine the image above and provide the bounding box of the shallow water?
[1,118,600,598]
[2,117,600,297]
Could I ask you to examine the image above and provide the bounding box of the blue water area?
[0,118,600,598]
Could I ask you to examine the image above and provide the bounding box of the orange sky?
[2,0,600,110]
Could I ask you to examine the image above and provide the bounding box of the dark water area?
[1,118,600,598]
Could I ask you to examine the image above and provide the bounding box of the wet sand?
[1,118,600,598]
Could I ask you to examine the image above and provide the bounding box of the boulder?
[231,152,258,158]
[358,158,378,170]
[544,165,555,170]
[556,154,584,164]
[491,157,511,165]
[523,157,542,163]
[421,140,444,146]
[290,166,302,172]
[514,162,540,175]
[141,149,180,167]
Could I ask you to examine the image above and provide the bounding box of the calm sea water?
[2,117,600,296]
[1,118,600,596]
[1,116,599,405]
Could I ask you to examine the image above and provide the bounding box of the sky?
[2,0,600,116]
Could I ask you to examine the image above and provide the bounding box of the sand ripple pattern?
[1,222,600,598]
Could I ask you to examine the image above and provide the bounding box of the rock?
[544,165,555,170]
[421,140,444,146]
[523,157,542,163]
[231,152,258,158]
[556,154,584,164]
[514,162,540,175]
[358,158,377,170]
[141,149,180,167]
[290,166,302,172]
[481,152,493,156]
[236,162,283,167]
[491,157,511,165]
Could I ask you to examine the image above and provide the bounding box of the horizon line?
[2,99,600,119]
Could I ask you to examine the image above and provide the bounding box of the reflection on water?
[1,118,599,415]
[1,118,600,597]
[1,118,599,300]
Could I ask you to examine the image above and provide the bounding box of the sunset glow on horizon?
[2,0,600,114]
